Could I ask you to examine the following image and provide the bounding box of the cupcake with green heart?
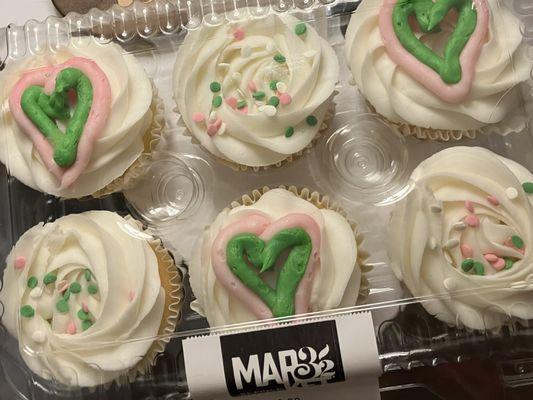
[189,186,370,327]
[0,38,164,198]
[345,0,532,141]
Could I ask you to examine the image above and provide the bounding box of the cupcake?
[345,0,532,140]
[0,211,182,386]
[189,187,369,327]
[173,11,339,170]
[390,147,533,330]
[0,39,165,198]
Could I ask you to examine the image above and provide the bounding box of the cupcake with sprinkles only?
[173,11,339,170]
[0,211,182,386]
[345,0,532,141]
[390,147,533,330]
[0,39,165,198]
[189,187,370,326]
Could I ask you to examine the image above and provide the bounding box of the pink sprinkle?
[128,290,135,302]
[492,257,506,271]
[233,28,245,41]
[14,256,26,271]
[247,81,257,92]
[67,321,77,335]
[207,118,223,136]
[192,112,205,123]
[487,195,499,206]
[484,253,498,263]
[56,280,69,293]
[465,201,474,213]
[464,214,480,227]
[239,107,248,114]
[81,301,89,313]
[460,244,473,258]
[279,93,292,105]
[226,97,238,109]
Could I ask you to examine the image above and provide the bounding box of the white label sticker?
[183,312,380,400]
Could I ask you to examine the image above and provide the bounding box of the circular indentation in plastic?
[134,1,159,38]
[112,5,137,42]
[294,0,315,9]
[156,0,181,34]
[271,0,294,13]
[124,154,205,224]
[248,0,271,18]
[202,0,225,26]
[321,114,411,205]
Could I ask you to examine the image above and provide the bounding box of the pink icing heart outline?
[211,213,321,320]
[379,0,489,103]
[8,57,112,188]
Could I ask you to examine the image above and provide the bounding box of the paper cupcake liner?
[230,185,371,301]
[366,80,532,141]
[92,82,166,198]
[127,234,184,383]
[176,93,337,172]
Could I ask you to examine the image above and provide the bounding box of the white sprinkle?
[218,62,230,70]
[443,278,456,291]
[263,105,277,117]
[428,237,438,250]
[209,111,217,122]
[443,238,460,250]
[429,202,442,213]
[232,72,242,82]
[266,42,276,52]
[32,331,46,344]
[303,50,316,58]
[30,286,43,299]
[506,187,518,200]
[453,222,467,231]
[258,105,265,112]
[241,46,252,58]
[276,82,287,93]
[511,281,529,290]
[218,123,227,136]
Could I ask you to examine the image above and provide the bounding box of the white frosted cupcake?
[173,11,339,169]
[0,211,182,386]
[345,0,532,140]
[190,187,368,327]
[390,147,533,330]
[0,39,164,198]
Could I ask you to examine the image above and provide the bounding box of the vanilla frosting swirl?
[173,12,339,167]
[345,0,532,131]
[0,211,165,386]
[390,147,533,329]
[189,189,360,326]
[0,40,153,198]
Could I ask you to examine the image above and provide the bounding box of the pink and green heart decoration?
[9,57,111,188]
[379,0,489,103]
[211,213,321,319]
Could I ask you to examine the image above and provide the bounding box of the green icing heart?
[393,0,478,84]
[21,68,93,167]
[226,228,312,318]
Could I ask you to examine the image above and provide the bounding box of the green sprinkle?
[295,23,307,36]
[212,95,222,108]
[84,269,92,282]
[269,80,278,91]
[461,258,474,272]
[43,273,57,285]
[237,100,247,109]
[252,91,266,100]
[285,126,295,138]
[27,276,38,289]
[511,235,524,249]
[20,305,35,318]
[63,289,71,301]
[268,96,280,107]
[77,309,91,321]
[209,81,221,93]
[82,320,93,331]
[273,53,286,63]
[522,182,533,193]
[504,257,514,270]
[88,283,98,295]
[306,115,318,126]
[473,261,485,276]
[56,299,69,314]
[69,282,82,294]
